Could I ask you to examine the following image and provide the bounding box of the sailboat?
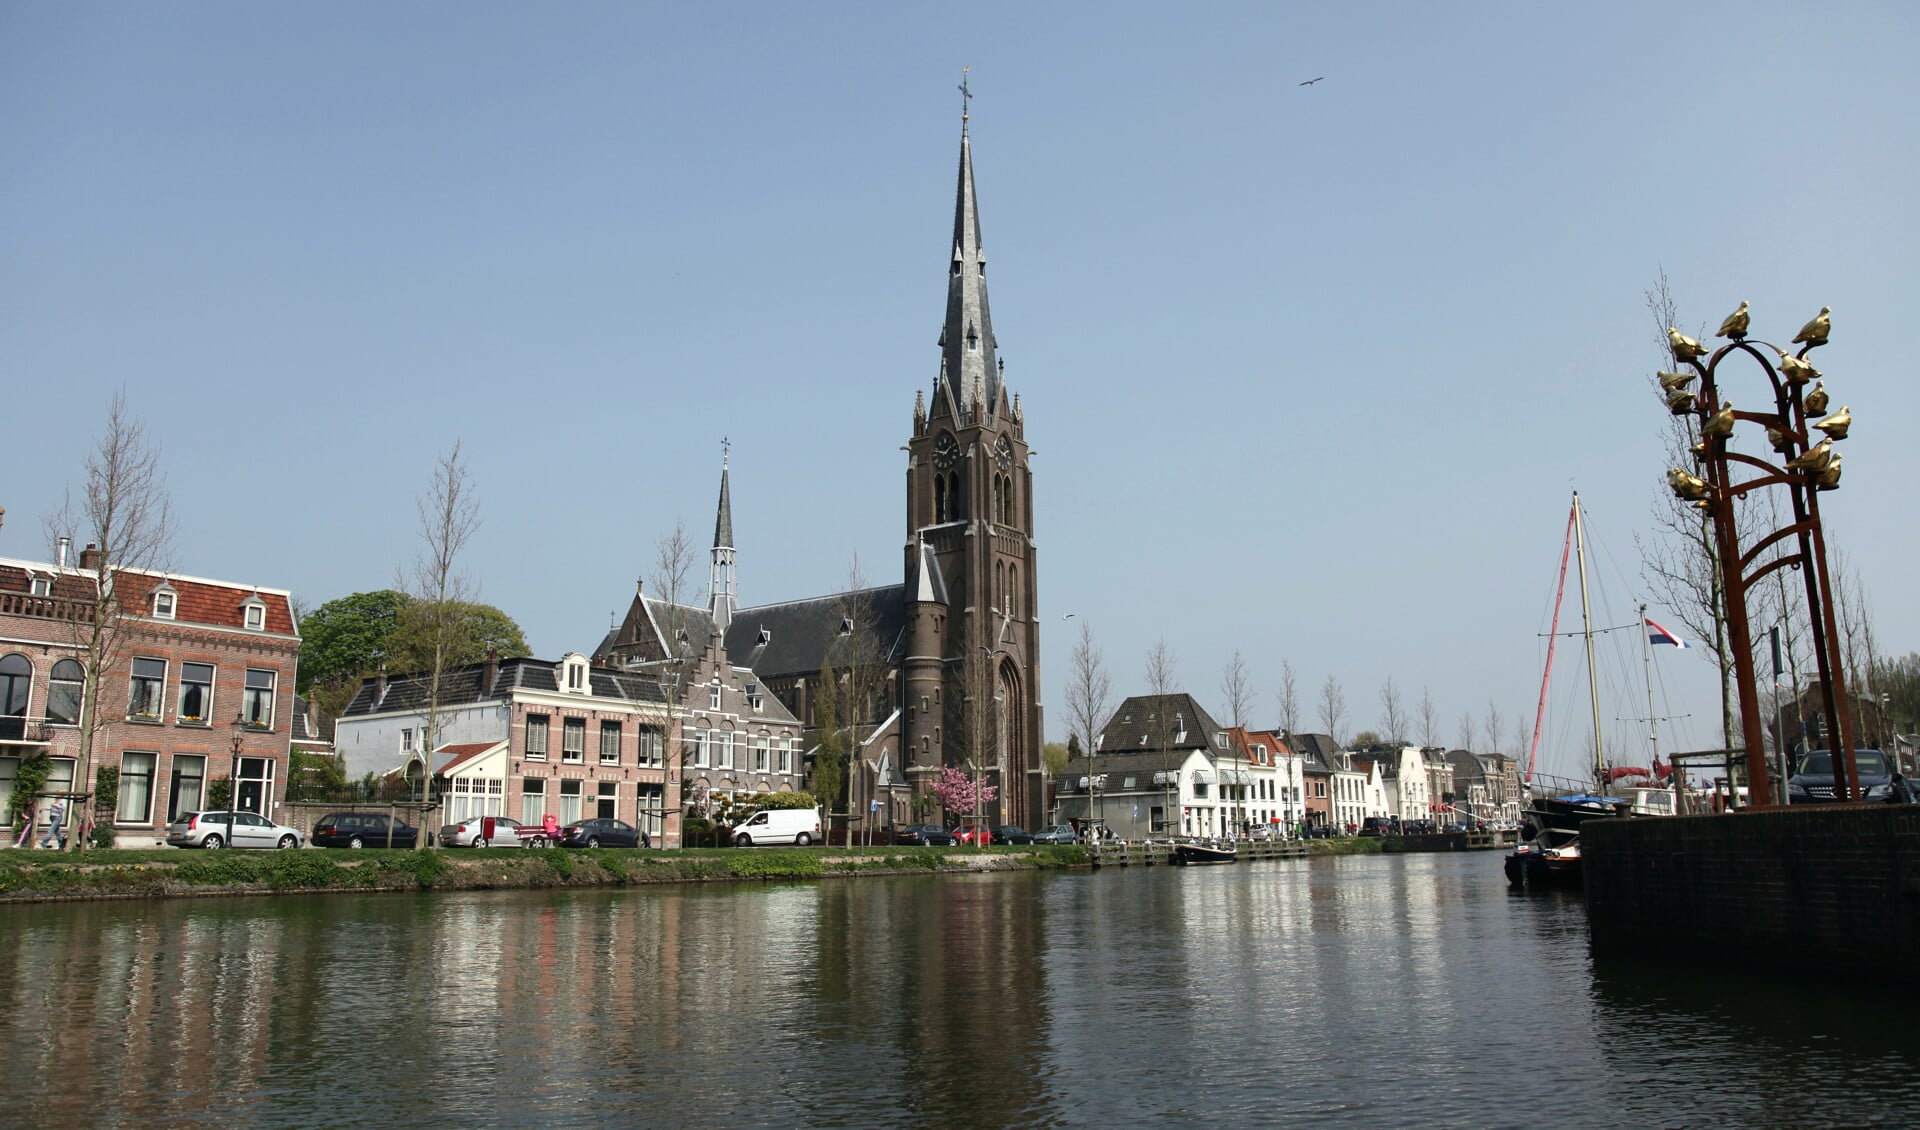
[1504,493,1678,888]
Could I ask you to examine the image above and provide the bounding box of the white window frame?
[30,575,52,597]
[525,714,549,761]
[521,778,546,824]
[128,657,167,721]
[177,662,214,725]
[561,717,585,764]
[242,668,276,728]
[242,599,266,631]
[559,779,583,825]
[599,720,621,765]
[709,682,723,710]
[117,752,157,825]
[152,588,176,619]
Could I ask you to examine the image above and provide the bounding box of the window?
[521,778,547,823]
[747,683,763,712]
[562,718,585,763]
[638,727,663,767]
[600,721,622,765]
[29,576,51,597]
[401,728,414,752]
[168,755,205,821]
[559,780,583,825]
[128,658,166,720]
[0,757,16,824]
[47,660,83,726]
[778,738,792,775]
[565,657,587,692]
[709,682,723,710]
[753,734,769,773]
[596,781,618,820]
[243,669,276,728]
[694,730,710,769]
[0,654,30,736]
[714,731,733,771]
[1194,781,1209,799]
[526,714,549,760]
[118,752,156,824]
[152,588,176,619]
[637,784,663,840]
[177,663,213,725]
[242,599,266,631]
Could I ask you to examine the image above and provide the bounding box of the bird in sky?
[1299,77,1324,85]
[1718,301,1750,341]
[1804,381,1830,415]
[1813,405,1851,441]
[1793,306,1832,345]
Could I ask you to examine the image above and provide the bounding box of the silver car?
[439,815,528,848]
[166,810,304,850]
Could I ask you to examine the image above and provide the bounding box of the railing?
[0,717,52,744]
[0,592,96,623]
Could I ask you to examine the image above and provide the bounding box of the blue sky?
[5,2,1916,771]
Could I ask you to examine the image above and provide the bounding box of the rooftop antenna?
[959,66,972,132]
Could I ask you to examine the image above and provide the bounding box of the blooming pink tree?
[930,766,997,819]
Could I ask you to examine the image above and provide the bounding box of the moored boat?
[1172,841,1236,865]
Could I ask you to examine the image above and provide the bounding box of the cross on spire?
[959,66,972,131]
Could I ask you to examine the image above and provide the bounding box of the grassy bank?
[0,844,1093,903]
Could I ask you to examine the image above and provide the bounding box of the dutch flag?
[1646,617,1690,649]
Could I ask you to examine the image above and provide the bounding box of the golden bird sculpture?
[1669,327,1708,360]
[1813,405,1851,440]
[1718,301,1750,340]
[1702,400,1736,438]
[1667,389,1697,415]
[1766,426,1792,453]
[1804,380,1830,416]
[1778,351,1818,385]
[1691,498,1713,511]
[1793,306,1832,345]
[1690,439,1710,458]
[1657,370,1696,392]
[1668,467,1711,501]
[1816,452,1843,490]
[1785,437,1834,472]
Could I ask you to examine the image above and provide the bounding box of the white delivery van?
[731,806,822,847]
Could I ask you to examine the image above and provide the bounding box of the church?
[596,111,1044,831]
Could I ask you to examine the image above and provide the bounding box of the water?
[4,852,1916,1128]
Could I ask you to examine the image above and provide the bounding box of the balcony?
[0,716,53,746]
[0,591,96,624]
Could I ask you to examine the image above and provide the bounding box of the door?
[237,812,273,848]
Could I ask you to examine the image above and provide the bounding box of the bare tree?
[395,441,480,849]
[1317,675,1347,746]
[1063,621,1112,828]
[1144,638,1180,836]
[41,391,174,849]
[1483,700,1505,759]
[649,519,698,833]
[1418,687,1440,747]
[1457,712,1476,753]
[1277,659,1300,735]
[1378,677,1406,746]
[1219,649,1255,728]
[825,558,891,846]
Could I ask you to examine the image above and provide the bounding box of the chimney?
[78,542,101,570]
[482,648,500,696]
[373,668,388,707]
[57,537,71,568]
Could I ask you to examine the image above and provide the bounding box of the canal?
[4,851,1915,1128]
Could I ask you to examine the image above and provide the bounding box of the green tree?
[298,590,528,720]
[297,590,411,692]
[810,660,846,827]
[389,600,529,674]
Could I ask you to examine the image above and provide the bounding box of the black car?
[1358,817,1398,837]
[991,824,1033,845]
[895,823,955,846]
[312,812,418,849]
[560,818,648,848]
[1787,749,1908,804]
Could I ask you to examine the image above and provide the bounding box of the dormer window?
[30,575,51,597]
[152,586,177,619]
[562,654,589,694]
[758,627,772,645]
[240,595,266,631]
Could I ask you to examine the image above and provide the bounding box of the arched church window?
[935,476,949,523]
[1009,565,1019,618]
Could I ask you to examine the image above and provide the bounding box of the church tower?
[709,454,735,633]
[903,106,1043,827]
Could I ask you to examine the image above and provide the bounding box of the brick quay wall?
[1584,805,1920,968]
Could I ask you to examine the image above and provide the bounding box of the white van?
[731,806,821,847]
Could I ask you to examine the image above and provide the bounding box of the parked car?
[166,810,304,850]
[312,812,419,849]
[1030,824,1077,845]
[894,823,955,846]
[560,818,648,848]
[1248,823,1282,841]
[440,815,529,848]
[953,824,993,846]
[990,824,1033,845]
[1358,817,1398,837]
[1787,749,1908,803]
[731,807,821,846]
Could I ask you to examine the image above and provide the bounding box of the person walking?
[14,799,34,848]
[39,798,65,850]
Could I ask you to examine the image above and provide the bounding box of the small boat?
[1172,841,1236,865]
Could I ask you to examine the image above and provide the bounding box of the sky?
[5,2,1917,775]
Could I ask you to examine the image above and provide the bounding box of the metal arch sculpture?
[1662,308,1855,807]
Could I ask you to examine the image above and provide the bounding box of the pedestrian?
[39,798,65,850]
[14,799,34,848]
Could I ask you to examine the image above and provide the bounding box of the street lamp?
[227,711,245,849]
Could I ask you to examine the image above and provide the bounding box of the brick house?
[0,548,299,847]
[333,652,684,845]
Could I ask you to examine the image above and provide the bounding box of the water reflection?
[4,855,1919,1128]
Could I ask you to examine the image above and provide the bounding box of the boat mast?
[1573,493,1606,788]
[1639,602,1661,767]
[1526,499,1578,783]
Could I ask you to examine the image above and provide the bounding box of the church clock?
[932,433,960,471]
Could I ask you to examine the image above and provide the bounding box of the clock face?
[932,434,959,471]
[994,437,1013,472]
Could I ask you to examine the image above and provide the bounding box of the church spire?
[938,83,999,416]
[709,444,735,632]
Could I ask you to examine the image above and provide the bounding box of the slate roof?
[1288,733,1344,773]
[1097,694,1228,756]
[1447,750,1489,783]
[721,585,908,683]
[340,656,666,718]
